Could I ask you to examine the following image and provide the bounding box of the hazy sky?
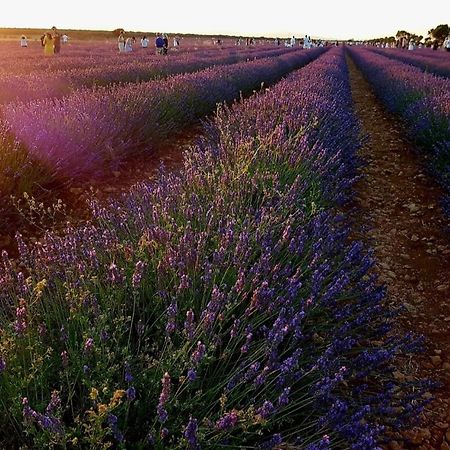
[1,0,448,40]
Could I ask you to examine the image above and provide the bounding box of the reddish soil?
[347,55,450,449]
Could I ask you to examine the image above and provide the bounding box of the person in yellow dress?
[43,32,54,56]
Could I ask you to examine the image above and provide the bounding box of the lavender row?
[366,47,450,78]
[348,47,450,219]
[0,46,424,449]
[4,48,326,182]
[0,46,296,104]
[0,42,279,76]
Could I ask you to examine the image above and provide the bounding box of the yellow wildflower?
[89,388,99,401]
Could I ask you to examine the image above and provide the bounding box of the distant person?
[432,40,439,50]
[40,34,45,47]
[290,35,296,47]
[173,36,180,48]
[62,34,69,44]
[141,35,149,48]
[52,26,61,54]
[303,35,308,49]
[125,36,134,52]
[408,40,415,51]
[163,34,169,54]
[444,35,450,52]
[118,31,126,53]
[155,33,165,54]
[20,35,28,48]
[43,32,54,56]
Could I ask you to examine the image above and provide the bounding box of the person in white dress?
[62,34,69,44]
[20,35,28,47]
[141,36,149,48]
[303,35,309,49]
[290,35,296,47]
[118,31,126,53]
[408,40,415,51]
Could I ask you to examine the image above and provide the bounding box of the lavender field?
[0,37,449,449]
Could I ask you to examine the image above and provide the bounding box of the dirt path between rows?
[346,55,450,449]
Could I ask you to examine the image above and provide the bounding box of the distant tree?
[396,30,410,39]
[428,24,449,44]
[112,28,125,37]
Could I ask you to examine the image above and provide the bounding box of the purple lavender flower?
[187,369,197,382]
[191,341,206,365]
[124,361,133,383]
[84,337,94,353]
[277,387,290,408]
[216,411,238,430]
[165,300,178,335]
[184,416,199,449]
[14,300,27,335]
[132,260,146,289]
[259,433,283,449]
[61,351,69,368]
[126,386,136,401]
[60,325,68,344]
[157,372,171,423]
[256,400,274,419]
[184,309,195,340]
[108,262,124,285]
[160,427,169,439]
[46,391,61,415]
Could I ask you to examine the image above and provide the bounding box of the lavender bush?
[366,47,450,78]
[0,47,425,448]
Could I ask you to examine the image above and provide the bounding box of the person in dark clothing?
[155,34,165,55]
[162,34,169,54]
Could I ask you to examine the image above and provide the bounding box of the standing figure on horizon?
[43,32,54,56]
[173,36,180,49]
[141,35,149,48]
[125,36,134,52]
[444,35,450,52]
[162,34,169,54]
[20,35,28,47]
[52,27,61,54]
[155,33,165,55]
[118,31,126,53]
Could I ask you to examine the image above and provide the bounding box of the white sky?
[0,0,448,40]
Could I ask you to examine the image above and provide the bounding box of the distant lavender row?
[0,46,297,104]
[0,46,424,449]
[366,47,450,78]
[4,48,326,181]
[0,42,279,75]
[348,47,450,219]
